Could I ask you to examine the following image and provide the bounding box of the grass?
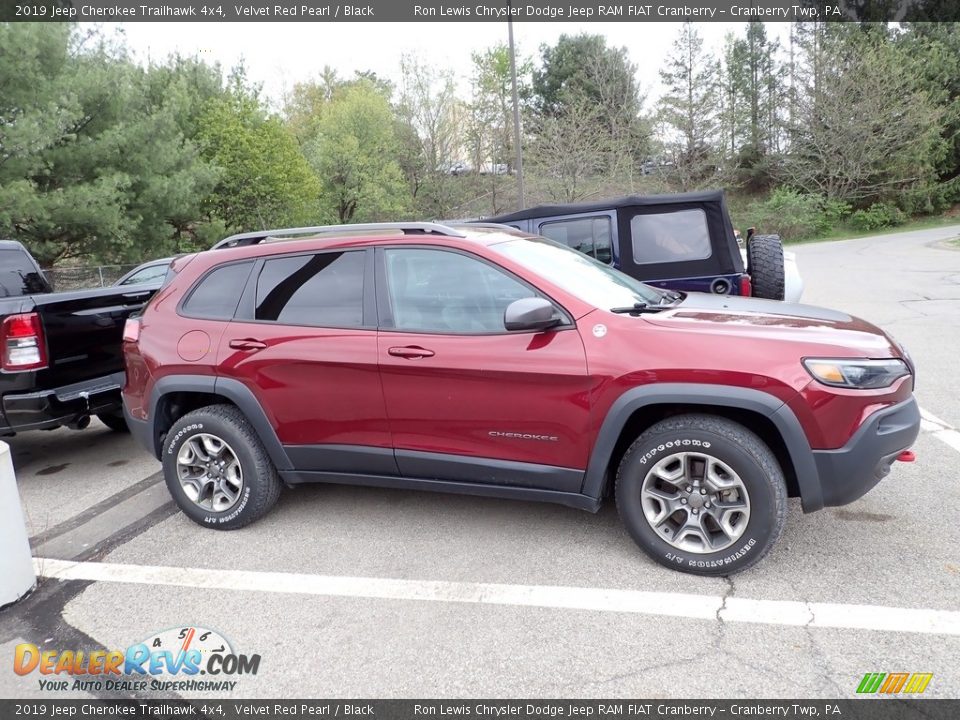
[792,214,960,244]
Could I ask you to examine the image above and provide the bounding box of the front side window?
[383,248,535,333]
[492,237,666,309]
[539,216,613,263]
[255,251,364,327]
[630,209,711,264]
[181,262,254,319]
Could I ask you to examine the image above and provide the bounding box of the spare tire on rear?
[746,234,786,301]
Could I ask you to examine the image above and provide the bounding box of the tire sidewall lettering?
[637,437,712,466]
[166,422,204,455]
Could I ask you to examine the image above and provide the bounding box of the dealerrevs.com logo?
[14,626,260,693]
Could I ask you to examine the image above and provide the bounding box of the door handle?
[229,338,267,351]
[387,346,435,359]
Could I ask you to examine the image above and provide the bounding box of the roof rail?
[455,221,521,232]
[212,222,467,250]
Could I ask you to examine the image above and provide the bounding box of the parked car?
[0,240,162,435]
[122,222,918,575]
[114,258,173,287]
[479,190,803,302]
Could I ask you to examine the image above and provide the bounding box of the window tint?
[120,263,167,286]
[0,248,48,296]
[182,262,253,319]
[384,249,536,333]
[630,209,711,264]
[255,251,364,327]
[539,217,612,263]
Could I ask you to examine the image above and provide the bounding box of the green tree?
[197,75,320,232]
[785,33,942,205]
[0,24,218,265]
[658,22,720,189]
[533,33,650,175]
[899,23,960,205]
[305,79,409,223]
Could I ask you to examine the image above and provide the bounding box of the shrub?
[742,188,850,240]
[849,202,908,231]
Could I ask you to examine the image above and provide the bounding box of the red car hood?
[642,293,901,358]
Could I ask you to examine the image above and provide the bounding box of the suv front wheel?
[162,404,282,530]
[615,414,787,576]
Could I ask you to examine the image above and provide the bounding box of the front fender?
[581,383,824,512]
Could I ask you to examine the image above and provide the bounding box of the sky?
[112,21,792,108]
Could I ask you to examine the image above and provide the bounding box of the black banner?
[3,0,960,23]
[1,700,959,720]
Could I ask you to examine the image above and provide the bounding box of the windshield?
[491,236,666,309]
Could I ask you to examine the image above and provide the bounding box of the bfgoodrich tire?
[162,404,281,530]
[615,414,787,576]
[747,234,786,301]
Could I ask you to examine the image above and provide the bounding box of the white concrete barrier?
[0,441,36,607]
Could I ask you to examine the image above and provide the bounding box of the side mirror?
[504,297,561,332]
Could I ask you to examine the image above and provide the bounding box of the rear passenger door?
[217,248,396,475]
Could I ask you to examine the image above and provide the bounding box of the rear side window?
[539,217,612,264]
[0,248,48,296]
[181,262,254,319]
[630,209,711,264]
[255,251,364,327]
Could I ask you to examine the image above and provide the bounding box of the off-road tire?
[615,414,788,576]
[747,234,786,301]
[162,404,281,530]
[96,411,129,433]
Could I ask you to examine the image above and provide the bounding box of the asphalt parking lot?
[2,225,959,699]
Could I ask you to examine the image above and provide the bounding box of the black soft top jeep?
[481,190,787,300]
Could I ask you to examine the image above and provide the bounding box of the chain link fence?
[43,264,140,292]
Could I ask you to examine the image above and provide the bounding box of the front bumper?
[0,372,126,434]
[811,396,920,507]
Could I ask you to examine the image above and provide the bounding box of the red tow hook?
[896,450,916,463]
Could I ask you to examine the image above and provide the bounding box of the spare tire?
[746,234,785,300]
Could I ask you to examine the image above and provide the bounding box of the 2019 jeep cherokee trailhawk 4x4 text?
[122,222,920,575]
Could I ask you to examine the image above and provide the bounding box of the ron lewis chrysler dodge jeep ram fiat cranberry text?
[121,222,920,575]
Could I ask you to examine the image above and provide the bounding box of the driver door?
[375,246,592,491]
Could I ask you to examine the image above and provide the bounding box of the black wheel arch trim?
[581,383,823,512]
[145,375,293,471]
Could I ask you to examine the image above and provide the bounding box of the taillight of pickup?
[1,312,47,371]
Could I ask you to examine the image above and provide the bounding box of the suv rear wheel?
[162,404,282,530]
[615,414,787,576]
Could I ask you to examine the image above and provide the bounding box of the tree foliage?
[658,22,720,189]
[197,77,321,233]
[785,33,942,205]
[3,21,960,267]
[0,24,217,265]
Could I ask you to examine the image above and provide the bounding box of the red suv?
[122,222,920,575]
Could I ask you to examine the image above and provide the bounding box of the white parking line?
[36,557,960,636]
[920,407,960,454]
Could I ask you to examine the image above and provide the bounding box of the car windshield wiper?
[609,302,666,315]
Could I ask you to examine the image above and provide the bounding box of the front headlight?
[802,358,910,389]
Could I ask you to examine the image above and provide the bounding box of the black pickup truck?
[0,240,161,435]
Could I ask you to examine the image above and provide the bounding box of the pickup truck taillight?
[123,317,141,343]
[1,312,47,371]
[740,275,752,297]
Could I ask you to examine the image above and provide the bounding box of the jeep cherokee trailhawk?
[122,222,920,575]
